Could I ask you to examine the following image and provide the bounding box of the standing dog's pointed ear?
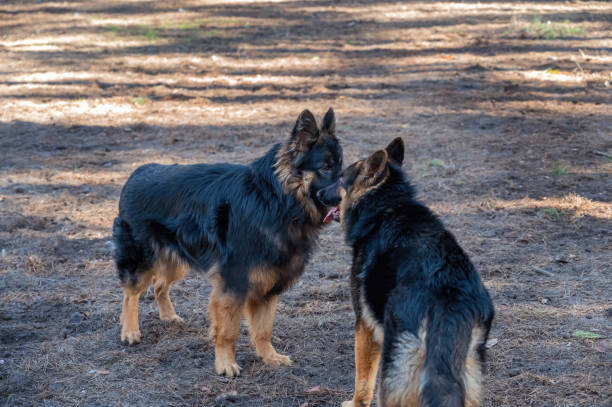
[364,150,388,186]
[291,109,320,152]
[321,107,336,138]
[385,137,404,166]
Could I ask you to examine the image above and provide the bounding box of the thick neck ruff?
[274,143,322,224]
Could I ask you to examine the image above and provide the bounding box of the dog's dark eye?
[319,164,331,172]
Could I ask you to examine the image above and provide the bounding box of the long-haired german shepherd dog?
[113,108,343,377]
[340,138,494,407]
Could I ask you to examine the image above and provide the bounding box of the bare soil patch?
[0,1,610,406]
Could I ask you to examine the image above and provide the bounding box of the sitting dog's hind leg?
[245,295,292,366]
[153,251,188,322]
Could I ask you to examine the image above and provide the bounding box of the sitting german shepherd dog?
[113,109,343,377]
[340,138,494,407]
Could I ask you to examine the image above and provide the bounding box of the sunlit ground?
[0,1,610,406]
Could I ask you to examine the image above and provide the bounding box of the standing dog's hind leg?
[154,277,183,322]
[120,271,152,345]
[153,251,188,322]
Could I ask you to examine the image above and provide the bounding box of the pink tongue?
[323,206,340,224]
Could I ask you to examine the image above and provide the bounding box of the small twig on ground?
[575,61,584,76]
[533,266,555,277]
[288,374,308,386]
[572,56,585,76]
[592,150,612,159]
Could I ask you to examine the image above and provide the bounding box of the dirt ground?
[0,0,610,406]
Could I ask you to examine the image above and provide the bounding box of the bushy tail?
[379,322,429,407]
[419,312,484,407]
[380,313,485,407]
[112,217,151,286]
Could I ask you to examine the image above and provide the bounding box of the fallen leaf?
[429,158,444,167]
[572,330,603,339]
[485,338,498,348]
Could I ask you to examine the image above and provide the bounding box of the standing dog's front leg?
[245,295,292,366]
[342,319,382,407]
[208,275,244,377]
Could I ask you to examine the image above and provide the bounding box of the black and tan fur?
[341,138,494,407]
[113,109,343,377]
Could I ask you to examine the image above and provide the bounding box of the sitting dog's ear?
[385,137,404,166]
[320,107,336,138]
[291,109,320,152]
[364,150,388,186]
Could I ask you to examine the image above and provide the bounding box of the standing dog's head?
[339,137,405,222]
[276,108,343,224]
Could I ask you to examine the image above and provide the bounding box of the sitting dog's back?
[341,138,494,407]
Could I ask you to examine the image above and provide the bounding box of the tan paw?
[160,313,184,323]
[215,359,242,377]
[261,351,293,366]
[341,401,359,407]
[121,329,141,345]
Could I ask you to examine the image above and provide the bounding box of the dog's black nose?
[317,189,341,207]
[326,196,342,206]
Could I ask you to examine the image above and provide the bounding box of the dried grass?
[1,0,610,406]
